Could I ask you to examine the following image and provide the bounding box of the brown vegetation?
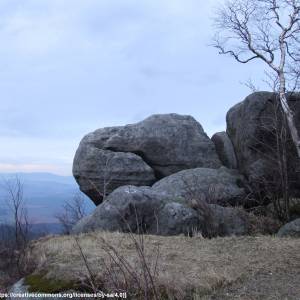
[24,231,300,299]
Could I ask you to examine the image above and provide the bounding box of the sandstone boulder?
[73,114,221,204]
[72,186,200,236]
[226,92,300,197]
[101,114,221,177]
[72,184,250,237]
[152,167,247,206]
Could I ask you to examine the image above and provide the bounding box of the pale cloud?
[0,163,69,175]
[0,0,268,175]
[0,136,76,175]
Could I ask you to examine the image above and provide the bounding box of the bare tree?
[55,192,87,234]
[4,177,29,249]
[242,77,260,92]
[213,0,300,156]
[1,175,30,275]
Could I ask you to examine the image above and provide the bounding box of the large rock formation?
[72,94,300,237]
[152,167,247,206]
[72,186,201,236]
[226,92,300,196]
[73,114,221,205]
[72,184,251,237]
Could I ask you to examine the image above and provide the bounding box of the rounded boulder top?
[73,113,221,205]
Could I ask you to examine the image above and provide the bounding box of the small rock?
[277,218,300,237]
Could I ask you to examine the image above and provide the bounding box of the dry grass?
[25,232,300,299]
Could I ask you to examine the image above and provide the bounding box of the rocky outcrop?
[72,94,300,237]
[72,185,201,236]
[73,114,221,205]
[152,167,247,206]
[277,218,300,237]
[72,184,251,237]
[211,131,238,169]
[226,92,300,196]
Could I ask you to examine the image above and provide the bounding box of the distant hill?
[0,222,63,239]
[0,173,95,224]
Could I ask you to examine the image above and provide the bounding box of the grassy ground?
[25,232,300,299]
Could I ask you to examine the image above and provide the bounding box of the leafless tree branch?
[213,0,300,157]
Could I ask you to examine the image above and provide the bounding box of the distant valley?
[0,172,95,225]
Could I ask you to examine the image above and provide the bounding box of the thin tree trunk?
[278,69,300,158]
[279,93,300,157]
[281,119,290,221]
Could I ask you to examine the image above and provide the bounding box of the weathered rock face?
[73,114,221,205]
[209,205,250,237]
[211,131,238,169]
[152,167,247,206]
[227,92,300,196]
[277,218,300,237]
[72,184,251,237]
[101,114,221,177]
[73,145,156,205]
[72,186,201,236]
[155,202,201,236]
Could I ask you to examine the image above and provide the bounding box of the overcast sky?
[0,0,267,176]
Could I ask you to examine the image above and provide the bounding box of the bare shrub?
[73,226,161,299]
[247,213,282,235]
[1,176,30,276]
[0,176,32,291]
[55,192,87,234]
[180,174,225,237]
[3,176,29,249]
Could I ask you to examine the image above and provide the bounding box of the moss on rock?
[24,274,75,293]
